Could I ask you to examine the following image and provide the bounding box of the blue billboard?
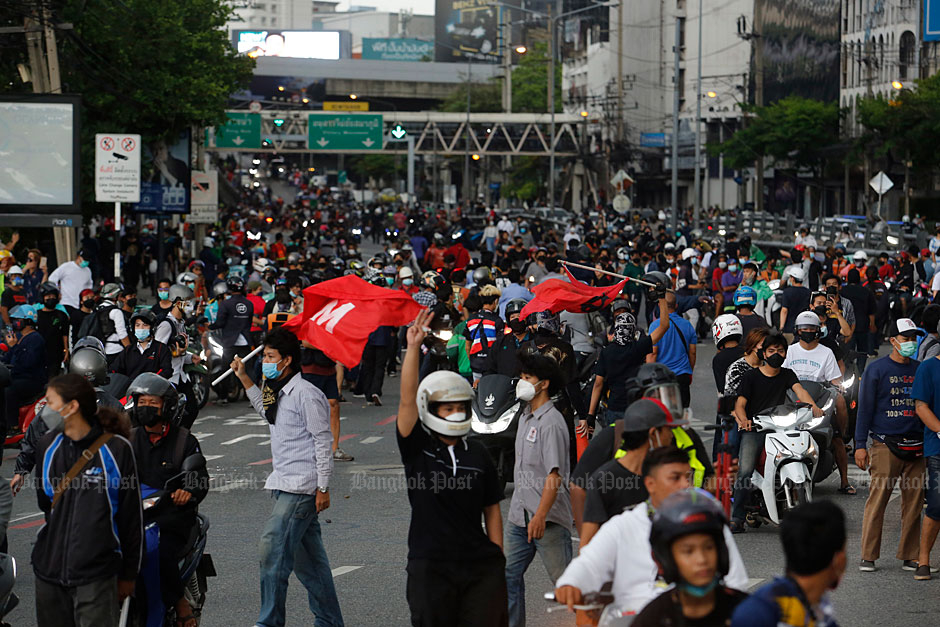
[362,38,434,62]
[927,0,940,42]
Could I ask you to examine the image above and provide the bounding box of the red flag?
[282,275,424,368]
[520,271,626,319]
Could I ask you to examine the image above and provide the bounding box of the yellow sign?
[324,101,369,112]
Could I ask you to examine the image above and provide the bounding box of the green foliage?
[711,96,841,172]
[856,73,940,172]
[502,156,545,202]
[349,154,398,185]
[437,41,560,114]
[0,0,254,210]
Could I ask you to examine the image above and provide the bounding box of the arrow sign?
[308,113,384,151]
[362,138,375,147]
[317,138,330,147]
[232,136,245,146]
[391,125,407,140]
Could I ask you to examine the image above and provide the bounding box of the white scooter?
[747,394,835,525]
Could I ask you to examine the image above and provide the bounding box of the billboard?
[132,129,191,215]
[927,0,940,42]
[362,38,434,62]
[235,30,342,60]
[0,95,81,214]
[435,0,518,62]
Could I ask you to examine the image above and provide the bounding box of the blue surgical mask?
[262,360,283,380]
[158,290,170,300]
[728,264,738,272]
[10,276,23,287]
[135,329,150,342]
[403,278,414,286]
[386,277,394,286]
[79,260,90,268]
[898,340,917,358]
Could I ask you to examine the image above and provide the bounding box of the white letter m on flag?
[309,300,356,334]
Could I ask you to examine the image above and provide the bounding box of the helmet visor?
[645,383,684,420]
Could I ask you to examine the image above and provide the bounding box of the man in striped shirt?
[464,284,504,383]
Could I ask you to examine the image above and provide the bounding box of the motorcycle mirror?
[181,453,207,473]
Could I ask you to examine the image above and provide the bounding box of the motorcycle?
[0,362,42,448]
[133,453,216,627]
[184,345,210,411]
[544,589,634,626]
[469,374,521,493]
[744,382,837,526]
[0,554,18,626]
[840,351,862,448]
[203,329,243,403]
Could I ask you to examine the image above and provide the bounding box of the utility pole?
[548,4,556,209]
[693,0,703,229]
[753,3,764,213]
[671,16,681,234]
[502,12,512,113]
[464,56,472,206]
[616,1,624,143]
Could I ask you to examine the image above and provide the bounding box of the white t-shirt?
[104,306,129,355]
[931,270,940,294]
[48,261,93,309]
[785,342,841,383]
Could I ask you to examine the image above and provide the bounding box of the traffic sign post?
[308,113,384,150]
[869,171,894,217]
[387,126,414,202]
[211,112,261,149]
[95,133,141,279]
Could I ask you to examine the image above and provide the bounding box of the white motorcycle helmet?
[712,314,743,346]
[416,371,474,436]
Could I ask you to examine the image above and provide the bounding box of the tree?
[438,80,501,113]
[856,73,940,174]
[0,0,254,209]
[712,96,841,173]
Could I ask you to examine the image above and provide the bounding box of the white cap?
[681,247,697,261]
[399,266,414,279]
[853,250,868,261]
[6,265,23,276]
[789,267,806,282]
[890,317,925,338]
[795,310,821,328]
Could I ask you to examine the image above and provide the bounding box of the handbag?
[881,432,923,462]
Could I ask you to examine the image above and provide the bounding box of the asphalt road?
[4,339,940,627]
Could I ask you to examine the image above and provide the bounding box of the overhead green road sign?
[210,112,261,149]
[308,113,384,150]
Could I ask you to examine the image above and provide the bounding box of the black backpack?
[77,304,120,343]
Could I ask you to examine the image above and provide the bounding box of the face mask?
[516,379,539,402]
[385,277,394,286]
[509,319,526,334]
[182,301,195,316]
[798,330,818,344]
[82,299,96,310]
[820,326,828,337]
[157,289,170,300]
[125,298,138,309]
[10,277,23,287]
[134,405,162,427]
[135,329,150,342]
[42,405,71,431]
[898,340,917,358]
[680,576,720,598]
[79,260,90,268]
[262,360,283,380]
[728,264,738,272]
[719,262,727,270]
[765,353,786,368]
[813,305,828,318]
[44,297,59,308]
[403,278,414,286]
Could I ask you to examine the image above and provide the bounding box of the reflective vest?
[614,426,706,488]
[267,312,294,331]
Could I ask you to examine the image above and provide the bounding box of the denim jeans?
[504,522,572,627]
[925,455,940,522]
[257,490,344,627]
[731,431,765,523]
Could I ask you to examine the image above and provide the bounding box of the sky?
[334,1,436,16]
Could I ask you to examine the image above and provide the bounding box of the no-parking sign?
[95,133,141,202]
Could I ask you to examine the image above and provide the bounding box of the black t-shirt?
[712,345,745,394]
[36,308,70,365]
[780,286,811,332]
[0,288,27,313]
[595,335,654,411]
[633,587,748,627]
[736,312,769,341]
[583,459,647,525]
[841,283,876,325]
[737,366,799,418]
[819,331,845,363]
[396,425,504,562]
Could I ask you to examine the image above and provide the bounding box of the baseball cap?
[789,267,806,282]
[795,310,821,329]
[887,318,925,338]
[922,248,931,258]
[245,280,262,292]
[624,398,689,430]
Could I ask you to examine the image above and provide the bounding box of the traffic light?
[391,124,407,140]
[273,118,285,127]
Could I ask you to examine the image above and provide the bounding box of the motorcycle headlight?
[435,330,453,342]
[471,404,519,434]
[805,437,819,461]
[772,438,795,463]
[841,374,855,390]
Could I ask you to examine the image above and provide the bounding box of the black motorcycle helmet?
[226,275,246,293]
[650,488,730,585]
[504,298,529,320]
[39,281,60,298]
[472,266,493,287]
[626,362,683,417]
[127,372,181,427]
[68,347,109,386]
[130,309,157,338]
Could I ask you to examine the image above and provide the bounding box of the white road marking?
[331,566,363,578]
[221,434,271,446]
[212,479,254,493]
[257,439,272,446]
[746,578,765,590]
[10,512,42,523]
[204,454,225,461]
[360,436,383,444]
[223,417,268,426]
[191,433,214,440]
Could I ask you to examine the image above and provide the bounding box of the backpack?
[77,304,120,344]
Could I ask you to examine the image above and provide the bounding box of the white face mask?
[444,411,466,424]
[516,379,539,402]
